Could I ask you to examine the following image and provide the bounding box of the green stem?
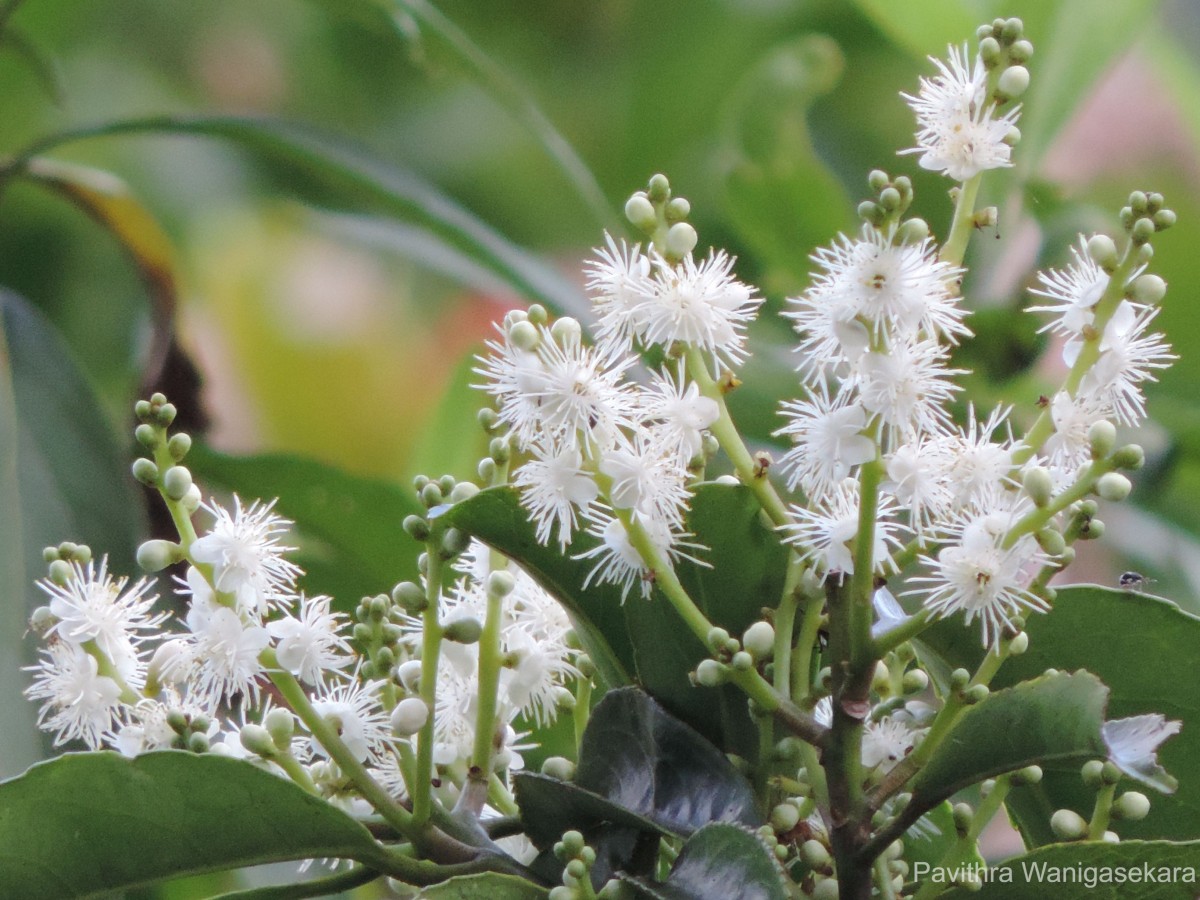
[413,539,446,828]
[152,437,199,551]
[1088,782,1117,840]
[1001,457,1114,550]
[912,778,1011,900]
[83,639,141,705]
[469,581,505,796]
[269,668,415,837]
[773,555,804,698]
[875,854,899,900]
[488,772,520,816]
[849,459,884,675]
[873,608,933,658]
[272,748,319,795]
[792,593,824,702]
[940,173,982,267]
[683,346,791,527]
[573,675,592,751]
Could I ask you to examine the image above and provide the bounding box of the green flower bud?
[952,802,973,834]
[1082,518,1105,540]
[561,829,586,857]
[487,570,516,597]
[1113,791,1151,821]
[508,319,540,352]
[157,403,177,427]
[647,174,670,202]
[503,309,528,329]
[1010,39,1034,62]
[135,423,158,448]
[392,581,427,613]
[265,708,295,746]
[1131,273,1167,305]
[1131,217,1156,244]
[239,724,277,758]
[742,621,775,660]
[665,197,691,222]
[901,669,929,693]
[551,317,582,344]
[548,887,573,900]
[665,222,698,259]
[1086,234,1119,272]
[965,684,989,704]
[1035,528,1065,556]
[624,193,656,230]
[979,36,1001,65]
[448,482,479,504]
[1111,444,1145,470]
[705,626,731,652]
[1095,472,1132,502]
[420,483,443,508]
[566,858,588,880]
[182,484,203,514]
[1137,243,1155,264]
[950,668,971,690]
[1011,764,1042,786]
[801,838,831,869]
[1153,209,1176,231]
[352,622,371,644]
[131,457,159,486]
[398,659,422,691]
[444,617,483,644]
[188,732,210,753]
[858,200,883,225]
[1049,808,1088,841]
[527,303,548,325]
[1008,631,1030,655]
[1001,17,1023,43]
[1003,124,1022,146]
[168,433,192,461]
[878,186,902,210]
[731,650,754,671]
[1088,420,1117,459]
[137,539,182,573]
[441,527,470,557]
[134,399,152,420]
[402,515,430,542]
[1022,466,1053,507]
[489,436,511,464]
[897,217,929,244]
[812,877,840,900]
[391,697,430,736]
[1101,761,1123,785]
[47,559,73,586]
[770,802,800,832]
[162,465,193,502]
[997,64,1030,99]
[477,458,497,482]
[476,408,499,433]
[868,169,890,191]
[541,755,576,781]
[695,658,729,687]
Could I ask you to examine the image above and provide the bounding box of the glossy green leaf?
[186,444,421,607]
[907,671,1109,822]
[21,115,588,317]
[719,35,850,292]
[0,290,147,777]
[0,751,389,897]
[443,483,789,752]
[417,872,549,899]
[983,587,1200,844]
[621,823,787,900]
[936,840,1200,900]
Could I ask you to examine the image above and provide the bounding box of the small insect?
[1119,571,1155,591]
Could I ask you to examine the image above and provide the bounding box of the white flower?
[902,44,1019,181]
[862,717,918,771]
[782,479,904,578]
[634,250,763,365]
[267,594,353,686]
[512,443,599,550]
[586,234,654,353]
[913,497,1050,646]
[190,497,302,619]
[598,432,691,532]
[941,406,1018,511]
[1102,714,1182,790]
[26,642,125,748]
[309,678,395,765]
[856,337,961,442]
[576,511,705,601]
[1027,237,1112,337]
[186,602,270,706]
[1044,391,1109,477]
[1071,302,1175,426]
[639,370,720,462]
[884,437,954,534]
[111,689,217,756]
[796,227,968,344]
[776,385,876,500]
[38,557,164,683]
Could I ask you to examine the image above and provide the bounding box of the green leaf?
[907,671,1109,822]
[847,0,984,60]
[904,802,983,872]
[621,823,787,900]
[407,349,492,484]
[186,444,422,607]
[0,290,147,776]
[936,840,1200,900]
[981,587,1200,843]
[719,35,850,292]
[0,751,389,897]
[417,872,549,899]
[19,115,587,317]
[443,483,789,752]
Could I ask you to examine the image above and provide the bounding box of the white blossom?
[777,385,876,500]
[266,594,353,686]
[513,443,599,550]
[782,479,904,578]
[638,369,720,462]
[26,642,126,748]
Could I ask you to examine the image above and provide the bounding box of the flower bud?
[952,802,973,834]
[1111,444,1145,470]
[812,877,840,900]
[705,627,731,652]
[801,839,831,870]
[135,423,158,448]
[182,484,203,514]
[1132,217,1156,244]
[1154,209,1176,231]
[398,659,422,691]
[168,433,192,461]
[624,193,656,231]
[187,733,210,753]
[1035,528,1065,556]
[1113,791,1151,821]
[448,482,479,504]
[541,755,576,781]
[1012,764,1042,786]
[420,483,443,508]
[1088,420,1117,459]
[997,64,1030,99]
[868,169,889,191]
[1081,759,1105,786]
[508,319,540,352]
[730,650,754,672]
[392,581,427,613]
[1010,39,1034,62]
[402,515,430,541]
[665,222,698,259]
[964,684,989,704]
[1095,472,1132,502]
[131,457,159,486]
[1086,234,1119,272]
[901,669,929,693]
[391,697,430,736]
[951,668,971,690]
[1022,466,1053,507]
[695,658,729,687]
[1049,808,1088,841]
[162,465,193,502]
[897,217,929,244]
[647,174,671,202]
[487,570,516,598]
[551,316,582,345]
[1131,273,1167,305]
[265,708,295,746]
[239,724,277,758]
[742,621,775,660]
[444,617,483,644]
[29,606,56,636]
[770,802,800,832]
[1081,518,1105,540]
[665,197,691,222]
[137,539,182,573]
[878,187,902,211]
[47,559,73,586]
[1008,632,1030,655]
[441,527,471,557]
[979,36,1001,65]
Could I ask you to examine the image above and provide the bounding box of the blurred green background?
[2,0,1200,891]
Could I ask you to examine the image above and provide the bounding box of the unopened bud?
[541,756,576,781]
[770,802,801,832]
[392,581,426,613]
[1113,791,1151,821]
[730,650,754,671]
[1086,234,1119,272]
[448,482,479,504]
[137,539,182,573]
[742,621,775,660]
[239,724,277,758]
[695,658,729,687]
[1050,808,1088,841]
[624,193,656,230]
[1088,420,1117,459]
[443,617,483,644]
[131,457,159,486]
[391,697,430,736]
[901,669,929,693]
[398,659,422,691]
[997,64,1030,99]
[1111,444,1145,470]
[265,708,295,746]
[1131,273,1167,305]
[1095,472,1132,502]
[1022,466,1053,507]
[47,559,73,586]
[801,839,831,869]
[1012,764,1042,786]
[665,197,691,222]
[487,570,516,597]
[162,465,193,502]
[665,222,698,259]
[167,433,192,461]
[1008,632,1030,655]
[508,319,540,352]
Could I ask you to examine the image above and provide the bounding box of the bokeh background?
[2,0,1199,891]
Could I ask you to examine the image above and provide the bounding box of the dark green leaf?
[20,115,587,317]
[936,840,1200,900]
[907,671,1109,820]
[0,290,146,776]
[0,751,389,897]
[186,444,421,608]
[982,587,1200,843]
[416,872,548,899]
[621,823,787,900]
